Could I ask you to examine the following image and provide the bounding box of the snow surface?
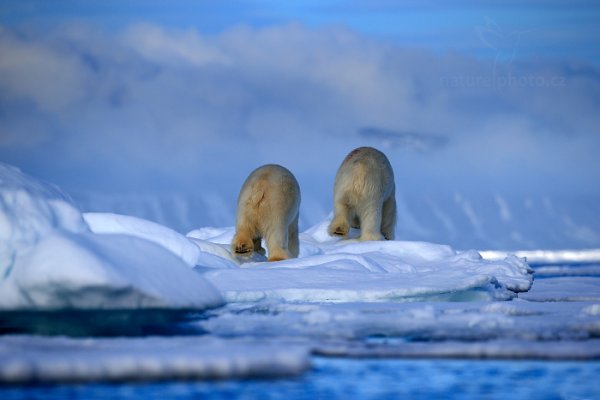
[84,212,201,267]
[0,163,223,311]
[1,231,223,310]
[0,163,88,279]
[188,222,532,303]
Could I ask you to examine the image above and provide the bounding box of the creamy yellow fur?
[231,164,300,261]
[328,147,396,241]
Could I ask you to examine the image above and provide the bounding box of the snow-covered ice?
[197,299,600,354]
[84,212,201,267]
[0,335,309,383]
[1,231,223,310]
[0,163,223,311]
[189,224,532,303]
[205,298,595,338]
[518,277,600,302]
[1,161,599,385]
[481,249,600,265]
[0,163,88,278]
[315,339,600,360]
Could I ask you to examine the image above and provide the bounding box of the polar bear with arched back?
[328,147,396,241]
[231,164,300,262]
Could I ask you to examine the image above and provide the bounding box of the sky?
[0,1,599,246]
[2,1,599,60]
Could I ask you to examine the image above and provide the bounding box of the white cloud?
[0,27,91,114]
[0,22,598,197]
[123,23,230,67]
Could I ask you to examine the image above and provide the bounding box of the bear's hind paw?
[234,243,253,254]
[330,225,349,237]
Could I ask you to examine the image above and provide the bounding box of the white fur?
[231,164,300,261]
[328,147,396,241]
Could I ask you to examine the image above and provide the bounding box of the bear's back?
[238,164,300,213]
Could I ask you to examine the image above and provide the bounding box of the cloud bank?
[0,22,599,247]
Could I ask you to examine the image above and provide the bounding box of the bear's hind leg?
[265,222,291,262]
[232,228,255,256]
[357,200,384,241]
[328,200,351,237]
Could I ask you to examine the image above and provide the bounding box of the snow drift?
[0,163,223,311]
[83,212,201,267]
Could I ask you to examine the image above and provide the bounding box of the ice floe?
[0,335,309,383]
[518,277,600,302]
[198,299,600,344]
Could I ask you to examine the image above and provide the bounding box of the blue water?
[2,357,599,400]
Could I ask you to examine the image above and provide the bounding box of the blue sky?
[1,1,599,62]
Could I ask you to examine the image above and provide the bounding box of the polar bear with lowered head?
[328,147,396,241]
[231,164,300,262]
